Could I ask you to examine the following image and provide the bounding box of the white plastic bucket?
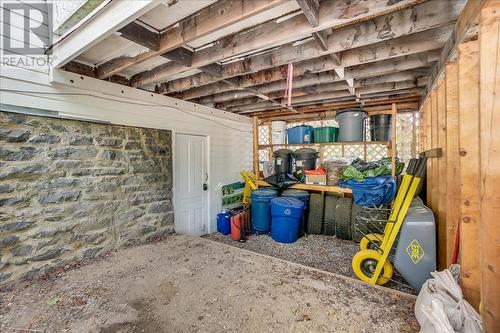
[271,121,287,144]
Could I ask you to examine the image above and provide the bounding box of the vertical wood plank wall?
[458,39,480,310]
[418,1,500,329]
[479,2,500,331]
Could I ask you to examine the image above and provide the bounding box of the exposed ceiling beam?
[249,95,421,118]
[162,47,193,67]
[162,47,299,113]
[182,48,439,103]
[51,0,160,68]
[296,0,340,61]
[163,24,451,98]
[296,0,320,27]
[95,0,288,79]
[151,0,461,92]
[225,80,425,113]
[213,71,429,109]
[208,68,429,106]
[215,68,429,109]
[117,21,160,51]
[258,102,420,122]
[312,30,328,51]
[130,0,454,88]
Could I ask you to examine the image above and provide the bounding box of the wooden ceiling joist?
[258,101,420,122]
[58,0,468,117]
[160,46,300,112]
[249,95,421,118]
[95,0,287,79]
[247,96,420,118]
[130,0,460,88]
[213,71,429,109]
[160,18,455,96]
[196,50,437,106]
[226,81,425,113]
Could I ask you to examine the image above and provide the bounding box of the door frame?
[172,132,210,235]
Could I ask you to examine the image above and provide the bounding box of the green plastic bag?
[340,158,405,182]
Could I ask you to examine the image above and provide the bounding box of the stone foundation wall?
[0,111,173,284]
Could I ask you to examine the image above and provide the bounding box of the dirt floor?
[0,234,419,333]
[206,233,416,294]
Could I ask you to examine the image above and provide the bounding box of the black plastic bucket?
[369,115,392,141]
[273,149,293,174]
[293,148,318,176]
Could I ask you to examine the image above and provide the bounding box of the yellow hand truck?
[352,157,427,285]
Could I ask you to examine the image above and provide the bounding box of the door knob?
[203,183,208,191]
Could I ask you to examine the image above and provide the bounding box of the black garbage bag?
[263,173,300,190]
[350,158,381,172]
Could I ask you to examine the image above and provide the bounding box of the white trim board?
[48,68,251,124]
[50,0,159,67]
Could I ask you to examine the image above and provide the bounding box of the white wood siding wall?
[0,0,253,234]
[0,68,253,233]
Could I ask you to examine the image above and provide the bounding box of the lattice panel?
[259,148,270,163]
[322,145,343,160]
[396,112,416,163]
[366,144,388,162]
[258,126,270,145]
[344,144,364,160]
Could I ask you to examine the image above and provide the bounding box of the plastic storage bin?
[369,115,392,141]
[293,148,318,177]
[313,127,339,143]
[282,189,310,237]
[287,125,313,144]
[271,121,287,144]
[251,188,278,232]
[273,149,293,175]
[336,109,367,142]
[216,211,232,235]
[270,197,305,243]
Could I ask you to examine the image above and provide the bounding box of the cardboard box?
[305,174,327,185]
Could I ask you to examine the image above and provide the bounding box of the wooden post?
[458,40,480,310]
[425,97,433,208]
[411,111,417,158]
[479,1,500,330]
[436,79,448,268]
[445,62,460,268]
[391,103,397,177]
[268,122,273,160]
[253,116,260,178]
[363,141,367,161]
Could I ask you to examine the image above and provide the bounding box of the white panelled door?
[174,134,208,236]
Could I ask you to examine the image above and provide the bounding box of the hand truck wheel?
[352,249,393,285]
[359,233,384,251]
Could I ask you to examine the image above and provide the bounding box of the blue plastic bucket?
[271,197,305,243]
[251,188,278,232]
[287,125,313,144]
[216,211,232,235]
[282,189,310,237]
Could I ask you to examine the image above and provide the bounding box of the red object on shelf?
[304,168,326,175]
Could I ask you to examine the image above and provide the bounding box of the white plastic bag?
[415,264,482,333]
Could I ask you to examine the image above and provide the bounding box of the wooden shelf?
[255,180,352,195]
[258,141,390,149]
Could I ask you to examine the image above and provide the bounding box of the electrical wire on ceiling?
[0,89,253,133]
